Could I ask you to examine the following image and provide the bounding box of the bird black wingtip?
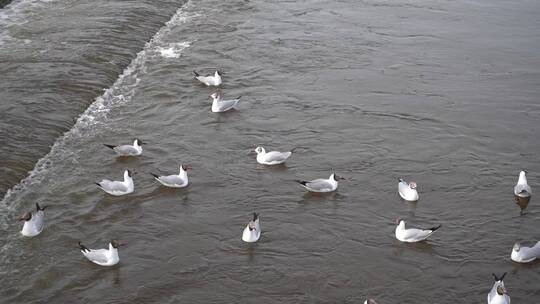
[430,224,442,232]
[492,272,506,281]
[150,173,159,179]
[78,241,90,252]
[295,180,307,186]
[193,70,200,77]
[36,203,47,211]
[103,144,115,150]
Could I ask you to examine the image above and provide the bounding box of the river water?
[1,0,539,302]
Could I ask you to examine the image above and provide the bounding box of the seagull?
[488,273,510,304]
[193,70,222,86]
[242,213,261,243]
[395,219,441,242]
[210,92,241,113]
[364,300,378,304]
[103,139,144,156]
[19,203,47,237]
[398,178,419,202]
[254,146,294,165]
[514,170,532,211]
[511,241,540,263]
[150,164,191,188]
[79,240,124,266]
[295,173,345,193]
[96,170,134,196]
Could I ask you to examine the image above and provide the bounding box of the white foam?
[1,1,197,205]
[157,41,192,58]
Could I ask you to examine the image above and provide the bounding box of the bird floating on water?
[364,299,378,304]
[254,146,294,165]
[104,139,144,156]
[242,213,261,243]
[193,70,222,86]
[398,178,419,202]
[295,173,344,193]
[151,164,191,188]
[511,241,540,263]
[210,92,241,113]
[79,240,124,266]
[514,170,532,212]
[488,273,510,304]
[19,203,47,237]
[96,170,134,196]
[395,219,441,243]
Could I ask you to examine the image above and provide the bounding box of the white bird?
[395,219,441,243]
[79,240,124,266]
[242,213,261,243]
[398,178,419,201]
[514,170,532,211]
[210,92,241,113]
[254,146,294,165]
[364,300,378,304]
[96,170,134,196]
[150,164,191,188]
[295,173,344,193]
[19,203,47,237]
[514,170,532,197]
[488,273,510,304]
[193,70,222,86]
[104,139,144,156]
[511,241,540,263]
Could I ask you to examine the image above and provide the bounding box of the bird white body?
[511,241,540,263]
[210,93,240,113]
[80,242,120,266]
[488,278,510,304]
[97,170,134,196]
[20,205,46,237]
[242,215,261,243]
[514,171,532,197]
[255,147,293,165]
[297,174,340,193]
[395,220,440,242]
[106,139,143,156]
[152,166,189,188]
[398,179,419,201]
[194,71,222,86]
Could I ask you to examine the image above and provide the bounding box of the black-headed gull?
[488,273,510,304]
[96,170,134,196]
[242,213,261,243]
[104,139,144,156]
[511,241,540,263]
[395,219,441,242]
[398,178,419,202]
[364,300,378,304]
[150,164,191,188]
[193,70,222,86]
[254,146,294,165]
[210,92,240,113]
[79,240,125,266]
[514,170,532,211]
[19,203,47,237]
[295,173,345,193]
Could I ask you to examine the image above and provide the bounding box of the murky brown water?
[1,0,539,303]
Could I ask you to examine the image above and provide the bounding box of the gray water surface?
[1,0,540,303]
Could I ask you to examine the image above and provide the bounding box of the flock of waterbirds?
[16,70,536,303]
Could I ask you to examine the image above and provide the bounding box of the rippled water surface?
[1,0,540,302]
